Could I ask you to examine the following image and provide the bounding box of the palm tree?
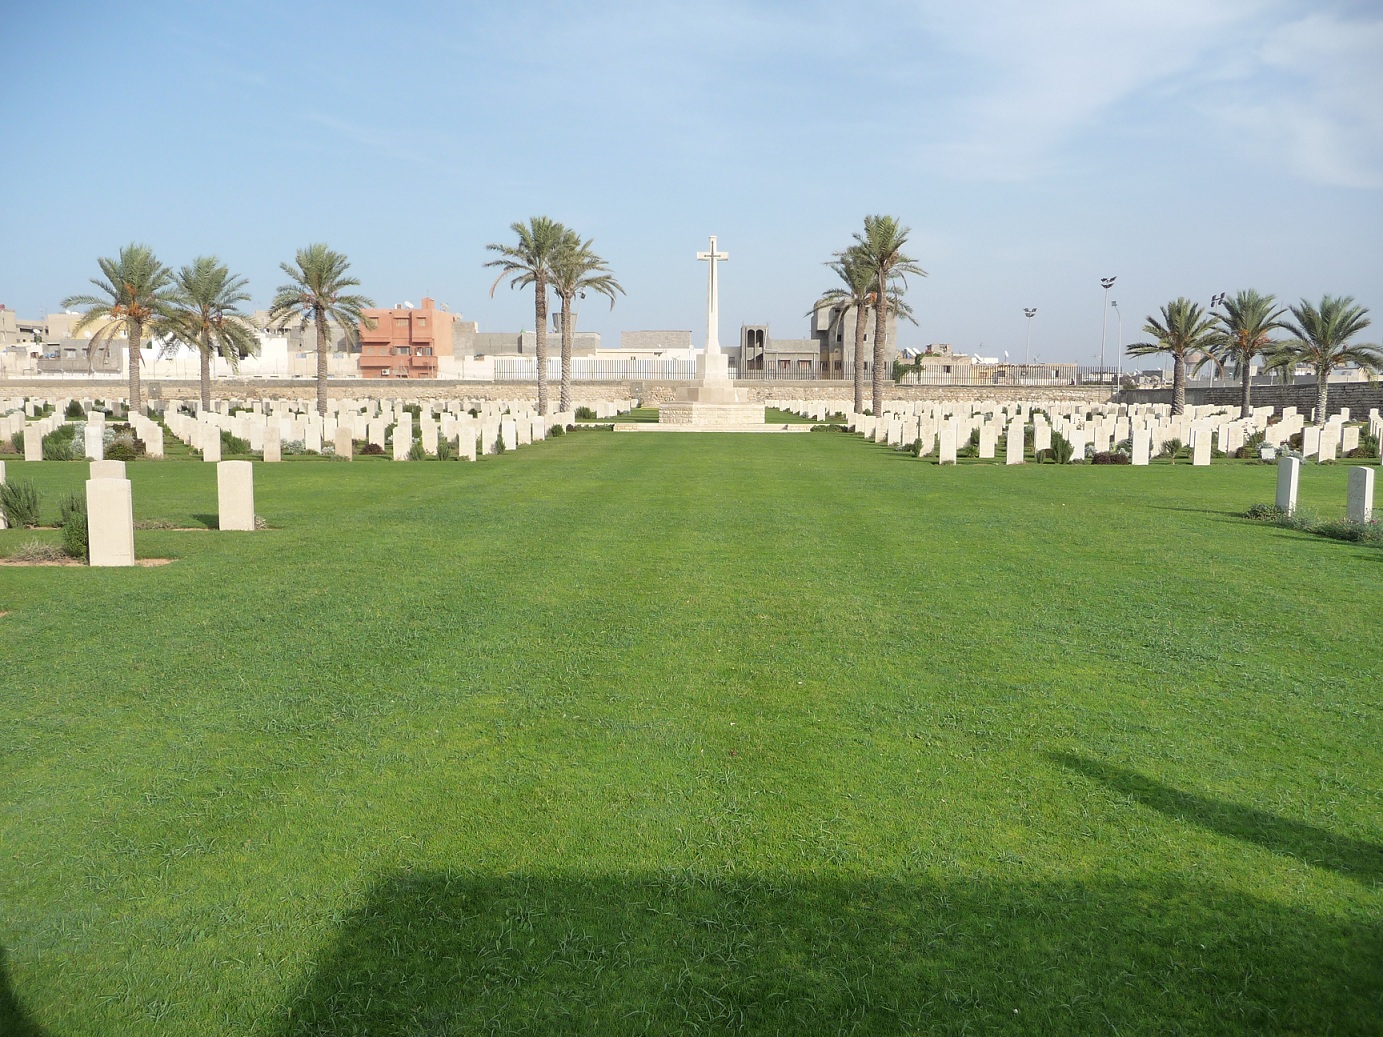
[486,217,568,415]
[1211,290,1288,419]
[160,257,259,411]
[850,216,926,415]
[1126,298,1220,415]
[813,250,876,415]
[1268,296,1381,422]
[549,231,624,413]
[61,243,175,411]
[268,244,373,416]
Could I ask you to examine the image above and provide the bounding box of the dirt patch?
[0,558,175,568]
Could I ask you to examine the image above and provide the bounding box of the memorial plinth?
[657,234,764,430]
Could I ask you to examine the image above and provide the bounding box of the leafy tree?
[849,216,926,415]
[61,243,175,410]
[550,231,624,413]
[1126,298,1220,415]
[1267,296,1381,422]
[268,244,373,416]
[161,256,258,411]
[1210,290,1288,419]
[486,217,568,415]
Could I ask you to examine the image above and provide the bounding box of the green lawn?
[1,436,1379,1036]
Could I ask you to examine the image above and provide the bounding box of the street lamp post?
[1023,307,1036,379]
[1111,300,1122,401]
[1208,293,1226,389]
[1099,276,1117,385]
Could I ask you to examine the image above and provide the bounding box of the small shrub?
[910,437,923,457]
[403,404,422,419]
[58,493,88,560]
[360,443,385,456]
[863,408,873,417]
[548,424,565,438]
[1038,431,1075,465]
[281,439,311,455]
[0,480,42,528]
[1158,437,1184,461]
[1312,518,1383,545]
[7,431,21,454]
[105,436,138,462]
[565,423,613,432]
[408,439,428,461]
[468,407,480,418]
[957,429,980,459]
[1347,430,1379,460]
[220,429,251,455]
[575,406,597,420]
[494,434,506,454]
[43,425,79,461]
[8,540,66,563]
[436,437,456,461]
[811,424,846,433]
[1091,451,1131,465]
[65,400,85,419]
[1244,502,1287,521]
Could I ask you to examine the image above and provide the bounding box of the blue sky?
[3,0,1380,363]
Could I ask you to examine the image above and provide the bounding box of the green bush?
[408,439,428,461]
[494,433,506,454]
[548,424,565,437]
[0,480,42,528]
[59,492,88,560]
[435,437,456,461]
[9,431,22,454]
[910,437,924,457]
[957,429,980,459]
[1038,431,1075,465]
[65,400,85,419]
[1347,430,1379,460]
[575,406,597,420]
[220,429,251,456]
[1158,437,1184,462]
[811,424,845,433]
[43,424,79,461]
[468,407,480,419]
[105,436,138,462]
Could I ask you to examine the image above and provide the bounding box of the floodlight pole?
[1023,307,1036,373]
[1099,276,1117,386]
[1111,300,1122,401]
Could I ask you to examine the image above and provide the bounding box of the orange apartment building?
[357,297,453,378]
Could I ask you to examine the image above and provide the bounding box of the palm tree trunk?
[315,307,329,417]
[200,334,212,412]
[1172,353,1186,415]
[852,305,866,415]
[560,295,573,414]
[1239,357,1252,419]
[872,285,887,416]
[534,272,549,416]
[128,317,143,412]
[1316,372,1329,424]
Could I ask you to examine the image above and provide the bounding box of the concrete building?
[357,297,457,378]
[738,324,819,376]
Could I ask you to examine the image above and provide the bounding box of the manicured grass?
[1,438,1379,1036]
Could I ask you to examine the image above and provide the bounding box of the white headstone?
[1131,429,1150,466]
[1276,456,1300,514]
[24,426,43,462]
[217,461,255,531]
[89,460,126,480]
[263,421,282,463]
[332,425,352,459]
[938,423,957,465]
[1347,466,1374,523]
[84,423,103,461]
[86,477,135,566]
[1192,432,1211,466]
[1005,422,1024,465]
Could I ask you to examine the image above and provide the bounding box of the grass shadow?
[0,947,46,1037]
[190,513,218,530]
[273,870,1380,1035]
[1053,753,1383,884]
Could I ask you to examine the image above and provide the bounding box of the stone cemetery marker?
[978,425,997,459]
[460,432,477,461]
[1342,426,1359,454]
[84,423,104,461]
[86,477,135,566]
[217,461,255,531]
[392,427,411,461]
[24,425,43,462]
[421,420,439,456]
[90,460,126,479]
[1005,423,1024,465]
[1033,424,1051,454]
[368,419,387,448]
[334,425,353,460]
[145,425,164,458]
[1318,430,1338,463]
[1130,429,1150,466]
[501,418,518,452]
[304,421,322,454]
[517,418,533,447]
[1192,432,1211,466]
[1302,426,1320,459]
[202,428,222,463]
[1347,466,1374,523]
[938,423,958,465]
[263,422,282,463]
[1276,456,1300,514]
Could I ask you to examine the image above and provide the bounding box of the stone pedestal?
[86,477,135,566]
[657,375,763,428]
[217,460,255,531]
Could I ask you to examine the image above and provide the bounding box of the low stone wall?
[2,378,1115,407]
[1122,383,1382,418]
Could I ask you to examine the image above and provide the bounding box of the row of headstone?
[1276,456,1375,522]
